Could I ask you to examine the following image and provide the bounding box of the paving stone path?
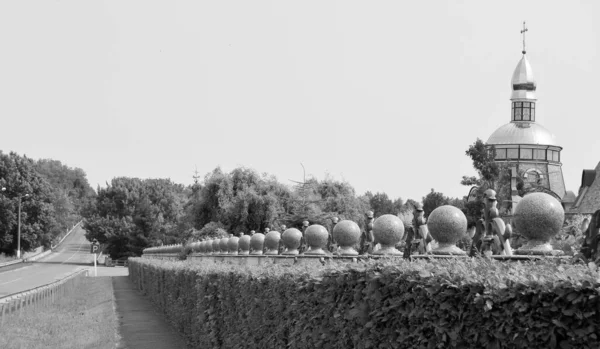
[112,275,189,349]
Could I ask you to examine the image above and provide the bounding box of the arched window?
[523,169,544,186]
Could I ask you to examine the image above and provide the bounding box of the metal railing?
[0,268,89,326]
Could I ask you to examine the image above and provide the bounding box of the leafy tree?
[461,138,511,223]
[84,177,187,258]
[422,188,450,217]
[397,198,420,229]
[284,175,370,229]
[363,191,403,217]
[0,152,58,255]
[34,159,96,235]
[194,222,229,239]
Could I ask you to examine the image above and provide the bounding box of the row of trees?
[6,137,499,259]
[83,167,429,258]
[0,152,96,255]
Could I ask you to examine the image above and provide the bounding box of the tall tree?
[363,191,403,217]
[34,159,96,234]
[0,152,58,254]
[84,177,187,258]
[422,189,450,217]
[461,138,511,221]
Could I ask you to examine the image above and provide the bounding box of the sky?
[0,0,599,203]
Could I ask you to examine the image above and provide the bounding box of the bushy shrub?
[195,222,229,239]
[129,257,600,349]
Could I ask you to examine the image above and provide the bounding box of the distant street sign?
[90,243,99,254]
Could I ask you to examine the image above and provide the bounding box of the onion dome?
[511,55,537,100]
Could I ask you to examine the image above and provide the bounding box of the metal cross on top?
[520,21,528,54]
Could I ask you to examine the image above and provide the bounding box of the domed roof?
[487,122,557,146]
[511,55,536,100]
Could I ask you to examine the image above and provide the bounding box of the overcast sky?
[1,0,598,203]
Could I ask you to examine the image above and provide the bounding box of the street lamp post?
[2,187,28,259]
[17,194,28,259]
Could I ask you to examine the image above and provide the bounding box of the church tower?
[486,23,566,200]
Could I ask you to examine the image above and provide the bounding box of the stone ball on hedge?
[250,233,265,253]
[305,224,329,251]
[204,240,213,253]
[513,192,564,243]
[212,239,221,253]
[282,228,302,251]
[238,235,251,253]
[333,220,361,248]
[428,205,467,244]
[219,237,230,253]
[264,231,281,251]
[372,214,405,246]
[227,236,239,253]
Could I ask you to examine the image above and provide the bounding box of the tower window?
[512,101,536,122]
[524,168,545,186]
[520,148,533,159]
[495,149,507,159]
[507,149,518,159]
[534,149,546,160]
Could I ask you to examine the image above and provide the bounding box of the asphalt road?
[0,226,95,297]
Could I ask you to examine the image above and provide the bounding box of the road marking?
[0,277,22,285]
[62,239,86,264]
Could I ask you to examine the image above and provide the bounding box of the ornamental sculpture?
[404,203,432,257]
[580,210,600,262]
[470,189,512,256]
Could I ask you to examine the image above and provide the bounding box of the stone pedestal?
[264,231,281,255]
[238,235,251,255]
[227,236,239,255]
[371,214,405,255]
[513,193,564,256]
[304,225,329,255]
[250,233,265,255]
[282,228,302,255]
[333,220,361,255]
[427,205,467,255]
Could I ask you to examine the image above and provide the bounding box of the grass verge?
[0,277,120,349]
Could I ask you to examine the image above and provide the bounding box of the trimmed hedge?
[129,258,600,349]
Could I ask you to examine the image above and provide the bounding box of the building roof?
[570,162,600,214]
[511,54,537,100]
[487,122,558,146]
[563,190,577,203]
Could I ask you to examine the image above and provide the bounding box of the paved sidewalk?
[112,275,189,349]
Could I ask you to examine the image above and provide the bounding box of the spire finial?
[520,21,528,54]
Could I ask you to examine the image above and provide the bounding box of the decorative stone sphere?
[514,192,565,255]
[219,237,230,254]
[227,236,239,254]
[264,231,281,255]
[204,240,213,253]
[304,224,329,255]
[190,241,201,253]
[428,205,468,255]
[212,239,221,253]
[250,233,265,255]
[238,235,251,255]
[333,220,361,255]
[372,214,405,255]
[281,228,302,255]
